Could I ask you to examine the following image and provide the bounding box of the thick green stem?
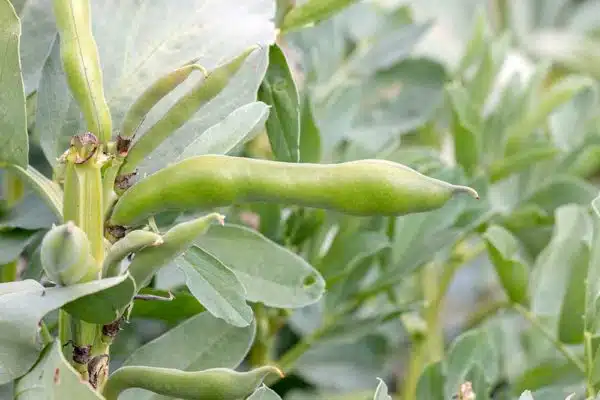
[585,331,596,398]
[248,303,272,366]
[1,171,25,283]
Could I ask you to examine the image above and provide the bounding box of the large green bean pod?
[102,365,282,400]
[110,155,479,226]
[53,0,112,143]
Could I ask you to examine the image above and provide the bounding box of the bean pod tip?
[452,185,480,200]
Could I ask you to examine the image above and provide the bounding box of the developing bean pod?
[120,61,207,140]
[53,0,112,143]
[102,365,283,400]
[119,47,258,175]
[125,213,225,289]
[110,155,479,227]
[102,229,163,278]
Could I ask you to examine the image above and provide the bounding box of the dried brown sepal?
[68,132,100,164]
[88,354,109,389]
[115,171,138,192]
[116,135,132,156]
[105,224,127,243]
[72,344,92,365]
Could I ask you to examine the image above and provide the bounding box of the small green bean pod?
[110,155,479,227]
[120,61,207,140]
[102,229,163,278]
[119,47,258,175]
[125,213,224,289]
[102,365,282,400]
[53,0,112,143]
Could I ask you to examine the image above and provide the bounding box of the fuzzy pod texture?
[102,229,163,278]
[40,221,98,285]
[119,47,258,175]
[125,213,225,289]
[120,61,205,139]
[102,365,282,400]
[53,0,112,143]
[110,155,479,227]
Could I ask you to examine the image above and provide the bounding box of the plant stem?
[585,331,596,398]
[248,303,272,366]
[512,304,585,373]
[58,309,71,357]
[1,171,24,283]
[462,299,510,331]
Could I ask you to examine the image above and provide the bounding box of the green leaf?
[373,378,391,400]
[587,196,600,334]
[0,194,57,230]
[0,0,28,168]
[175,102,269,160]
[444,329,497,399]
[416,362,445,400]
[447,82,480,176]
[281,0,359,33]
[177,246,253,327]
[531,204,591,322]
[3,164,63,219]
[62,274,135,324]
[259,44,300,162]
[482,225,530,305]
[488,146,559,183]
[247,385,283,400]
[194,224,325,309]
[0,277,127,384]
[523,175,598,215]
[299,95,321,163]
[14,341,102,399]
[0,229,37,264]
[120,312,255,400]
[36,1,275,174]
[129,288,205,323]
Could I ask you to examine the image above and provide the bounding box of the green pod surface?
[102,365,282,400]
[126,213,224,288]
[120,62,206,139]
[119,47,258,174]
[110,155,479,227]
[53,0,112,143]
[40,221,97,285]
[102,230,163,278]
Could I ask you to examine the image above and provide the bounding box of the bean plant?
[3,0,600,399]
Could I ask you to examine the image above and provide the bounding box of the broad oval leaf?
[0,277,127,384]
[14,341,102,400]
[177,246,253,327]
[0,0,28,167]
[120,311,255,400]
[194,224,325,309]
[258,44,300,162]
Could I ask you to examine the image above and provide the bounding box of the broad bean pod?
[119,47,258,175]
[102,365,282,400]
[125,213,224,288]
[110,155,479,227]
[102,230,163,278]
[120,61,207,140]
[53,0,112,143]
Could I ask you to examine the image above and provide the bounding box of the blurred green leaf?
[483,225,530,305]
[0,229,37,264]
[0,0,28,168]
[416,362,445,400]
[259,44,300,162]
[447,82,480,176]
[248,385,283,400]
[194,224,325,309]
[14,341,102,399]
[0,194,57,230]
[373,378,391,400]
[177,246,253,327]
[488,146,559,183]
[523,175,598,215]
[299,95,321,163]
[281,0,359,33]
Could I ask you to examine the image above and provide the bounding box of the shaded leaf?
[259,44,300,162]
[299,95,321,163]
[129,288,205,323]
[0,194,57,230]
[0,229,37,264]
[0,0,28,167]
[416,362,445,400]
